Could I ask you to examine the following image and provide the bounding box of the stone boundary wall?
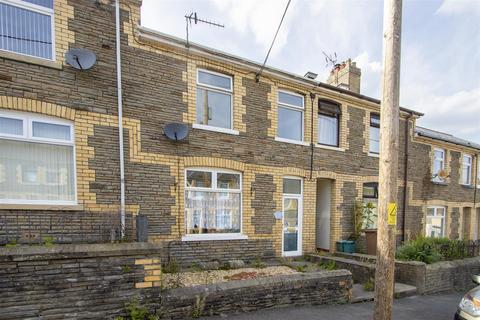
[0,243,352,320]
[326,252,480,294]
[153,271,352,319]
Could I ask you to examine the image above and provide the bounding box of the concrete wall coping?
[0,242,163,262]
[162,270,352,298]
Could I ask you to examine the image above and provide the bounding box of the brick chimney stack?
[326,58,361,94]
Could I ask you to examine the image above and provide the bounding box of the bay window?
[0,0,55,60]
[195,69,233,130]
[0,111,76,204]
[462,154,472,185]
[432,148,445,182]
[184,169,242,235]
[318,100,340,147]
[277,91,304,142]
[426,206,446,238]
[369,113,380,154]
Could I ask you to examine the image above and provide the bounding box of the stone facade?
[0,0,478,262]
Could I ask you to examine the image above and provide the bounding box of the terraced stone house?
[0,0,479,264]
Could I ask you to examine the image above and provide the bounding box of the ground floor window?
[426,206,446,238]
[184,168,241,235]
[0,111,76,204]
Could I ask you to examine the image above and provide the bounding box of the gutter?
[115,0,126,238]
[137,26,423,117]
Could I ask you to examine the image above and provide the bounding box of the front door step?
[351,282,417,303]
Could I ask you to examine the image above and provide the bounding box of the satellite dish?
[65,48,97,70]
[164,123,189,141]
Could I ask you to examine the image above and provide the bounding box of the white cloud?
[436,0,480,16]
[211,0,297,57]
[416,88,480,141]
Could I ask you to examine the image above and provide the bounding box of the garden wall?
[322,252,480,294]
[0,243,352,320]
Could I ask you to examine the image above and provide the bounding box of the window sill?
[368,152,380,158]
[0,203,83,211]
[431,180,448,186]
[0,50,62,70]
[192,124,239,135]
[181,234,248,241]
[316,144,345,152]
[460,184,474,189]
[275,137,309,146]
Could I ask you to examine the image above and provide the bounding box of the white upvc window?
[0,0,55,60]
[462,154,472,185]
[426,206,446,238]
[369,113,380,154]
[477,159,480,189]
[195,69,233,131]
[0,110,76,205]
[277,91,304,143]
[184,168,242,237]
[432,148,446,182]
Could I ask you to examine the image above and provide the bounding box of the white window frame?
[282,176,303,257]
[194,69,234,133]
[462,154,472,186]
[276,90,305,144]
[369,113,380,155]
[425,206,446,238]
[432,148,445,182]
[0,0,56,61]
[0,110,77,205]
[182,167,246,241]
[477,159,480,189]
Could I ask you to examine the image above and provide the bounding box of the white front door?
[282,177,303,256]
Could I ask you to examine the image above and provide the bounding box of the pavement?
[202,292,463,320]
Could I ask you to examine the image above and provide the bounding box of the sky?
[141,0,480,144]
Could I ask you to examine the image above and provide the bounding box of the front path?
[202,292,463,320]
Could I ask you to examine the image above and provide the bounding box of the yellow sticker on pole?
[388,203,397,225]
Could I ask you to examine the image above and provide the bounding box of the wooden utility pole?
[373,0,403,319]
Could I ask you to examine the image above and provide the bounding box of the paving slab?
[351,282,417,303]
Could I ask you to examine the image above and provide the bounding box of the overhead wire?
[255,0,292,82]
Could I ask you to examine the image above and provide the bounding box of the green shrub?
[125,299,148,320]
[319,260,336,270]
[396,236,473,264]
[363,278,374,291]
[162,259,179,274]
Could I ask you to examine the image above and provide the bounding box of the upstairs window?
[432,148,446,182]
[277,91,304,142]
[0,111,76,204]
[184,169,241,235]
[196,69,233,130]
[0,0,54,60]
[318,100,341,147]
[462,154,472,185]
[369,113,380,154]
[477,160,480,188]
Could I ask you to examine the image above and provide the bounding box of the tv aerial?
[65,48,97,70]
[322,51,338,68]
[164,123,189,142]
[185,12,224,47]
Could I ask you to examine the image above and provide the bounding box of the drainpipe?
[115,0,126,238]
[402,113,413,242]
[474,154,478,229]
[309,93,316,180]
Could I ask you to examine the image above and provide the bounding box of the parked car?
[455,275,480,320]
